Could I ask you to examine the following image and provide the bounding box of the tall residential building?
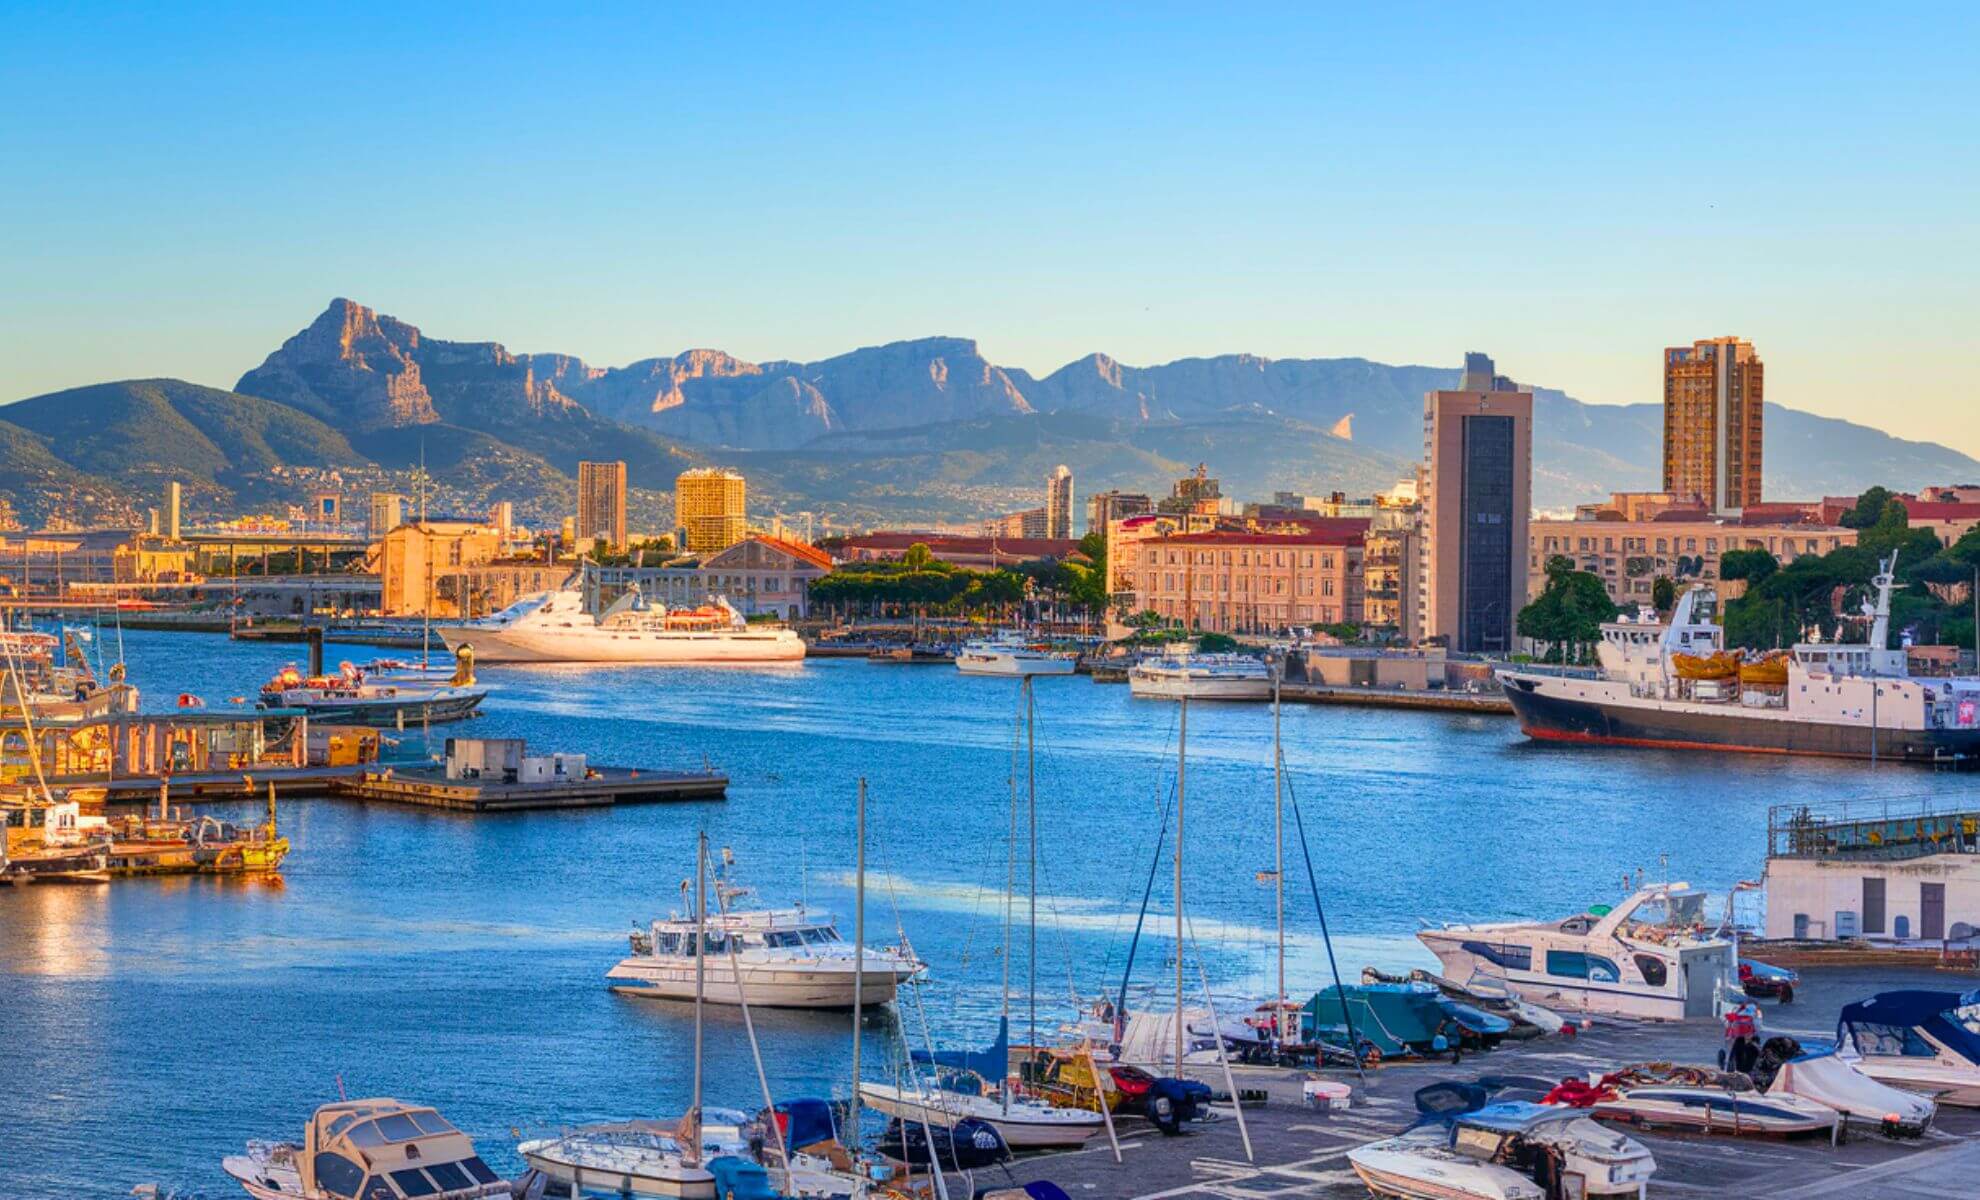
[675,467,747,554]
[577,460,628,551]
[368,492,405,539]
[1086,490,1152,536]
[1663,336,1764,514]
[165,481,182,541]
[984,507,1048,539]
[1418,352,1533,653]
[489,501,514,542]
[1044,464,1075,540]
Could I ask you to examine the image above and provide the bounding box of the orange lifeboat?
[1739,653,1790,687]
[1672,650,1742,681]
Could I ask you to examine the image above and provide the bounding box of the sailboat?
[857,676,1105,1151]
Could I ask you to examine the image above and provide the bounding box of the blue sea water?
[0,629,1970,1196]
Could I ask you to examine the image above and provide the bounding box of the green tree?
[1516,556,1620,662]
[1651,576,1676,613]
[901,542,935,571]
[1840,487,1894,529]
[1718,548,1778,584]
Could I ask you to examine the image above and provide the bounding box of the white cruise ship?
[955,632,1077,676]
[437,586,804,665]
[1128,648,1272,700]
[606,905,924,1009]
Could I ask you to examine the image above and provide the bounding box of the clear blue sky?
[3,4,1975,454]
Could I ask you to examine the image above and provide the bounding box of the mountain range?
[2,298,1974,529]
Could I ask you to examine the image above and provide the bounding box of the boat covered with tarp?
[1836,989,1980,1106]
[1305,982,1512,1061]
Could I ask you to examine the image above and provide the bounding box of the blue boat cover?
[772,1098,838,1152]
[911,1015,1009,1081]
[1836,990,1980,1066]
[707,1156,778,1200]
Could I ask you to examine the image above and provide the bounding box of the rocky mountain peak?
[236,299,438,429]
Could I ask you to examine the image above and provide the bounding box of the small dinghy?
[1835,988,1980,1107]
[1561,1064,1839,1140]
[1350,1083,1654,1200]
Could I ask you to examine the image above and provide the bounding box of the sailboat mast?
[1174,694,1187,1076]
[1273,664,1285,1055]
[849,778,866,1147]
[1003,682,1016,1116]
[1026,674,1037,1069]
[688,831,706,1169]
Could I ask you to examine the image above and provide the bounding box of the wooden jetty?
[331,765,725,812]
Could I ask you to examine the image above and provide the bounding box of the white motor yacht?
[517,1114,753,1199]
[607,905,924,1009]
[1418,882,1735,1021]
[955,632,1077,677]
[223,1099,511,1200]
[1835,988,1980,1106]
[438,585,804,664]
[1128,649,1271,700]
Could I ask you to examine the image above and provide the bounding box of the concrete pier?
[1277,682,1514,715]
[329,765,727,811]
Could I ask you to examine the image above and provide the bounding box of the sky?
[2,4,1976,455]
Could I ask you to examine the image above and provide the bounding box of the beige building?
[436,561,570,619]
[1529,503,1856,607]
[1130,530,1365,633]
[1664,337,1763,514]
[1362,522,1418,633]
[1045,464,1075,540]
[377,521,502,616]
[1418,353,1533,652]
[368,492,404,540]
[984,507,1048,539]
[1087,490,1151,537]
[577,461,628,551]
[1105,511,1217,596]
[675,467,747,554]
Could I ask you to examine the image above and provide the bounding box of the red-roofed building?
[835,532,1082,569]
[1128,528,1366,633]
[697,534,834,618]
[1905,501,1980,545]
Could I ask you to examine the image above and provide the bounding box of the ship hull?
[271,690,487,727]
[1504,679,1980,766]
[438,625,805,665]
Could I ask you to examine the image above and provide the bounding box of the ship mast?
[1273,661,1285,1056]
[1174,694,1187,1075]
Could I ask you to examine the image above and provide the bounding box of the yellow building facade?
[675,468,747,554]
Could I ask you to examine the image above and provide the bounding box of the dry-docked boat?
[1498,556,1980,764]
[438,585,804,664]
[1417,883,1735,1021]
[954,632,1076,677]
[1835,989,1980,1106]
[607,904,924,1009]
[855,1077,1106,1150]
[1350,1088,1655,1200]
[1575,1065,1839,1139]
[1128,648,1272,700]
[1764,1045,1936,1135]
[223,1098,511,1200]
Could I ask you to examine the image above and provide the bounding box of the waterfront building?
[1130,528,1365,633]
[436,561,570,619]
[165,481,182,541]
[1664,336,1764,514]
[368,492,404,540]
[377,520,502,616]
[1764,800,1980,943]
[578,460,629,552]
[1529,498,1856,607]
[836,532,1078,570]
[674,466,746,554]
[1361,517,1418,634]
[1086,490,1151,537]
[1045,464,1075,540]
[984,507,1049,539]
[1418,352,1532,653]
[582,535,833,618]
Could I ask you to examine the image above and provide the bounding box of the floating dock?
[330,765,726,812]
[1276,682,1514,715]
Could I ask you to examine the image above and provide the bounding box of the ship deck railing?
[1768,796,1980,861]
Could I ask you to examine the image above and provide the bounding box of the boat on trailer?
[1835,988,1980,1106]
[1351,1084,1655,1200]
[1763,1044,1935,1136]
[1570,1064,1839,1139]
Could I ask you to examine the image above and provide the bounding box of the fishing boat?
[258,651,485,726]
[607,903,924,1009]
[1127,647,1271,700]
[1835,988,1980,1106]
[954,632,1076,677]
[1417,882,1735,1021]
[1498,556,1980,765]
[438,584,804,664]
[0,626,139,722]
[222,1098,511,1200]
[1351,1083,1655,1200]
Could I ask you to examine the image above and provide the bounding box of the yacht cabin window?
[313,1152,367,1199]
[1546,950,1621,982]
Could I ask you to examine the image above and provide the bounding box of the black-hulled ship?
[1499,555,1980,766]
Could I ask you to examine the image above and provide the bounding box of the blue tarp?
[707,1156,778,1200]
[1837,989,1980,1066]
[772,1098,837,1152]
[911,1015,1009,1081]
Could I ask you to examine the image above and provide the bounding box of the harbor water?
[1,630,1971,1196]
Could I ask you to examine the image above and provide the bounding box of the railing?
[1767,796,1980,860]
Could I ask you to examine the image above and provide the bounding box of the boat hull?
[517,1145,714,1199]
[856,1082,1104,1148]
[1129,673,1272,700]
[956,655,1077,676]
[1502,677,1980,765]
[439,625,805,665]
[606,959,916,1009]
[272,690,486,727]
